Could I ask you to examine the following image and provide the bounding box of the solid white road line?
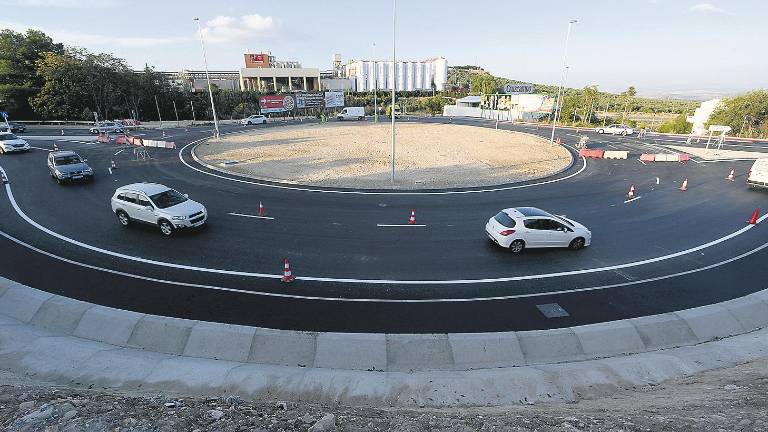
[114,149,126,156]
[29,146,51,151]
[227,212,275,220]
[377,224,427,227]
[624,196,643,204]
[2,173,767,285]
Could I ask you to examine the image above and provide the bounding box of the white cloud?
[1,0,118,8]
[201,14,277,44]
[689,3,729,14]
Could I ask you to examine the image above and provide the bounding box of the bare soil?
[196,122,571,189]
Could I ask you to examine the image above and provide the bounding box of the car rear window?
[493,211,516,228]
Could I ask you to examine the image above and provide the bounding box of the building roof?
[456,96,481,103]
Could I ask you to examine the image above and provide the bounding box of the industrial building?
[344,57,448,92]
[239,52,321,92]
[161,70,241,92]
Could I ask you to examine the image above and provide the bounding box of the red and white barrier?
[579,149,604,159]
[603,151,628,160]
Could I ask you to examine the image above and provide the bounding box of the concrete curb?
[1,276,768,406]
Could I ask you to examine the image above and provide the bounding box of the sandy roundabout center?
[195,121,572,189]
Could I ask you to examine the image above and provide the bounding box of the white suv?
[111,183,207,236]
[0,132,30,154]
[241,115,267,125]
[485,207,591,253]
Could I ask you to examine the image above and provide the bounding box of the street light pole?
[391,0,397,185]
[194,18,220,138]
[373,42,378,124]
[550,19,577,143]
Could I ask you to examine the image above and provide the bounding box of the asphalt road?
[1,118,766,333]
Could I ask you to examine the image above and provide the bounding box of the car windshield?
[54,155,81,165]
[493,211,516,228]
[0,133,18,140]
[149,189,188,209]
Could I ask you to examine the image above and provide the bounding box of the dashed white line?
[227,212,275,220]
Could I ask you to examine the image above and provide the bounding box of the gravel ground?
[2,357,767,431]
[196,122,571,189]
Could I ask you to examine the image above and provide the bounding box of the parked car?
[89,122,124,134]
[241,115,267,125]
[595,124,634,136]
[747,159,768,189]
[0,122,26,133]
[47,151,93,183]
[485,207,591,253]
[111,183,207,236]
[337,107,365,121]
[0,132,30,154]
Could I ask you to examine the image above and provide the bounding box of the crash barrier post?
[578,149,604,159]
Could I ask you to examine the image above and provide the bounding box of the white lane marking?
[108,167,113,175]
[2,175,767,285]
[181,139,588,196]
[624,196,642,204]
[377,224,427,227]
[638,159,647,166]
[114,149,126,156]
[227,212,275,220]
[1,227,767,302]
[29,146,51,151]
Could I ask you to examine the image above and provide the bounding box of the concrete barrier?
[578,148,604,159]
[0,285,53,323]
[448,332,525,369]
[654,153,680,162]
[572,321,645,358]
[640,153,655,162]
[183,321,256,362]
[127,315,195,355]
[675,304,745,341]
[630,313,698,350]
[603,150,629,159]
[516,328,586,364]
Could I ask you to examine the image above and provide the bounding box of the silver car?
[0,132,30,153]
[47,151,94,183]
[89,122,124,134]
[111,183,207,236]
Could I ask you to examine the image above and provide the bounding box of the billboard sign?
[501,83,534,94]
[295,92,324,109]
[259,95,295,113]
[324,91,344,108]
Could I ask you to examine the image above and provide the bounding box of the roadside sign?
[501,84,534,94]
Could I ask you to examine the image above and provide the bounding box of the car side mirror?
[82,159,88,162]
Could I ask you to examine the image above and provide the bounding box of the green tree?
[656,114,692,134]
[708,90,768,138]
[0,29,63,119]
[470,73,497,95]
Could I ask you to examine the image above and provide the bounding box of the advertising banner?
[259,95,295,113]
[324,91,344,108]
[295,92,325,109]
[500,83,534,94]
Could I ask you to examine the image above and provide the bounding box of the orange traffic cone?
[679,178,688,191]
[626,184,635,200]
[258,201,265,217]
[281,258,295,282]
[725,169,735,181]
[408,209,416,225]
[748,208,760,225]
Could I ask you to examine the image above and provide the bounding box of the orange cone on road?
[626,184,635,200]
[748,208,760,225]
[258,201,265,217]
[408,209,416,225]
[680,178,688,191]
[281,258,295,282]
[726,169,735,181]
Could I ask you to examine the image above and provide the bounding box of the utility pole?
[373,42,378,123]
[391,0,397,185]
[550,19,578,143]
[172,100,180,126]
[190,101,196,123]
[194,18,220,138]
[154,95,163,128]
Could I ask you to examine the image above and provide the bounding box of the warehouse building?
[344,57,448,92]
[239,52,321,92]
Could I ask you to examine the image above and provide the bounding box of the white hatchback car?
[485,207,591,253]
[241,115,267,125]
[595,124,634,136]
[111,183,207,236]
[89,122,124,134]
[0,132,30,154]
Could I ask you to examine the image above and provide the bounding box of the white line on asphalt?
[638,159,647,165]
[227,212,275,220]
[377,224,427,227]
[180,140,589,196]
[114,149,126,156]
[1,226,767,303]
[624,196,642,204]
[2,173,766,285]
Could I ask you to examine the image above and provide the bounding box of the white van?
[747,159,768,189]
[337,107,365,121]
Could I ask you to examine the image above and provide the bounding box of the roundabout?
[0,118,765,334]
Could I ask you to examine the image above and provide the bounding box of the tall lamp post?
[373,42,378,123]
[390,0,397,185]
[193,17,220,139]
[550,19,578,143]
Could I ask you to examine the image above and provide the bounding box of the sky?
[1,0,766,98]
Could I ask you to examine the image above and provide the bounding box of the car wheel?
[569,237,586,250]
[116,210,130,227]
[509,239,525,254]
[158,219,174,236]
[621,131,627,136]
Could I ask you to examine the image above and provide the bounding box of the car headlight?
[171,215,186,220]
